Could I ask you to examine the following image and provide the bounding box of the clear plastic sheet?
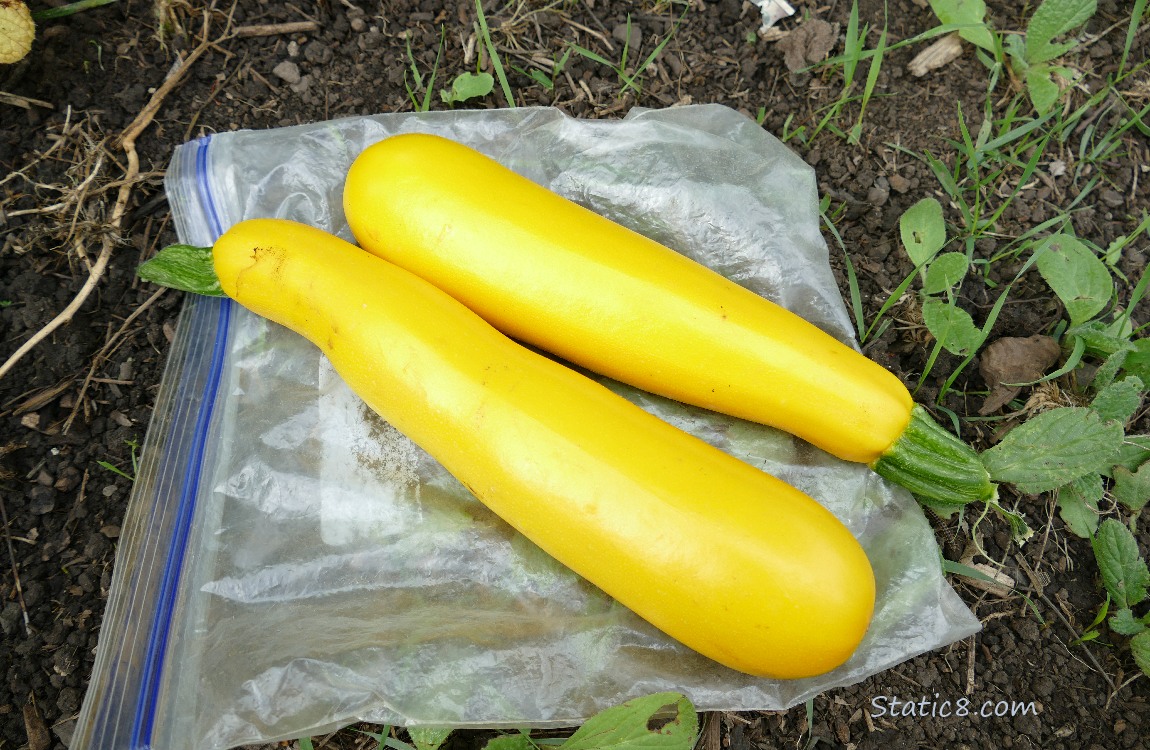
[72,105,980,750]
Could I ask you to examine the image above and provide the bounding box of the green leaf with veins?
[900,198,947,272]
[1092,518,1150,609]
[1056,473,1102,539]
[561,693,697,750]
[921,297,983,356]
[981,407,1124,493]
[1025,0,1097,64]
[1035,233,1113,326]
[1109,607,1148,636]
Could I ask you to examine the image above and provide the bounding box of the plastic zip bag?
[72,105,980,750]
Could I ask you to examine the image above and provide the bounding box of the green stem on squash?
[137,244,225,296]
[871,405,997,506]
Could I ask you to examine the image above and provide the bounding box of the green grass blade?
[1119,0,1148,79]
[850,26,887,145]
[31,0,116,20]
[476,0,515,107]
[821,207,867,337]
[842,2,864,85]
[568,43,615,69]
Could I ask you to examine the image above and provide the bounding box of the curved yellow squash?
[213,218,875,680]
[343,133,915,465]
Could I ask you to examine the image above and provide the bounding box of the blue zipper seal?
[130,134,232,747]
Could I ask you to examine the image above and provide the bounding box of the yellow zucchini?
[343,133,994,505]
[140,218,875,679]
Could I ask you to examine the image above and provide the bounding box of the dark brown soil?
[1,1,1148,749]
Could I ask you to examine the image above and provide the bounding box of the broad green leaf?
[981,407,1124,493]
[409,728,453,750]
[1113,435,1150,474]
[929,0,996,51]
[1004,34,1027,67]
[1132,630,1150,677]
[1109,607,1148,636]
[484,735,533,750]
[1056,473,1102,538]
[1026,63,1071,114]
[1091,376,1145,424]
[440,71,494,104]
[1034,233,1113,326]
[921,297,983,356]
[900,198,947,271]
[1124,339,1150,383]
[1068,320,1128,358]
[1114,461,1150,513]
[923,252,970,295]
[1093,348,1131,390]
[1092,518,1150,609]
[562,692,697,750]
[1025,0,1097,64]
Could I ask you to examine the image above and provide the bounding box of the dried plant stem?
[64,285,169,433]
[0,493,30,636]
[0,10,221,383]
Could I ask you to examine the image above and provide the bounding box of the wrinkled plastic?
[72,105,980,750]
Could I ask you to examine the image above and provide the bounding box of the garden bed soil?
[1,1,1148,749]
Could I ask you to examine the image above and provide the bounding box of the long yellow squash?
[140,218,875,680]
[343,134,995,505]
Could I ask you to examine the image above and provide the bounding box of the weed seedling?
[927,0,1098,113]
[97,438,139,482]
[512,48,572,92]
[568,13,680,98]
[404,28,445,112]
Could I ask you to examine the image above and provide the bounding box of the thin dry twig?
[0,493,31,636]
[232,20,319,37]
[64,286,169,433]
[1036,590,1117,692]
[0,8,225,384]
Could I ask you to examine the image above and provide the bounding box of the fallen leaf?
[23,700,51,750]
[777,19,838,73]
[979,334,1062,415]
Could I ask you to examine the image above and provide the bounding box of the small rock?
[53,468,79,493]
[56,687,81,716]
[287,40,300,57]
[0,601,22,635]
[20,412,40,430]
[290,74,312,95]
[53,719,77,747]
[53,647,78,677]
[888,173,911,193]
[110,410,132,427]
[350,16,366,32]
[611,21,642,50]
[1101,188,1124,208]
[304,40,333,65]
[36,470,53,487]
[29,486,55,515]
[272,60,301,85]
[102,485,117,498]
[100,525,120,538]
[867,186,889,206]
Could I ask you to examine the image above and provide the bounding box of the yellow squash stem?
[139,219,877,680]
[342,133,995,506]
